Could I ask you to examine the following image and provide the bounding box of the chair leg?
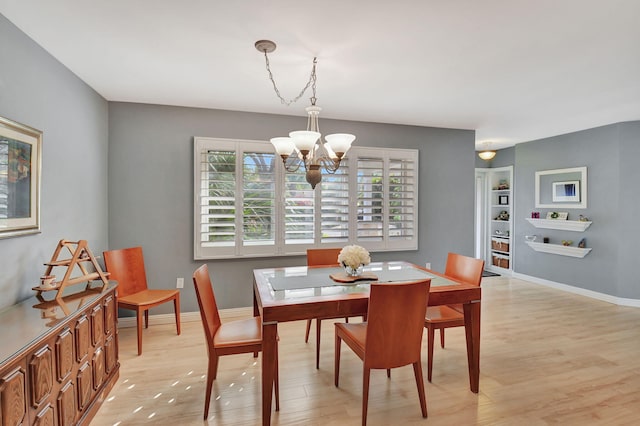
[315,319,322,369]
[412,361,428,418]
[136,309,144,356]
[274,341,280,412]
[387,369,391,378]
[440,328,445,348]
[144,309,149,329]
[335,332,341,387]
[203,355,216,419]
[305,319,312,343]
[174,294,181,335]
[427,325,435,382]
[362,367,371,426]
[211,353,219,380]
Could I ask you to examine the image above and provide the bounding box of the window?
[194,137,418,259]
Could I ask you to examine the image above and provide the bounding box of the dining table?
[252,261,482,426]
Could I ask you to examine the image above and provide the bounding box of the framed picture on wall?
[498,195,509,205]
[0,116,42,239]
[552,180,580,202]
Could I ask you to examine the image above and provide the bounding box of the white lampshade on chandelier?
[255,40,355,189]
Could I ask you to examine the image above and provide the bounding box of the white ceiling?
[2,0,640,150]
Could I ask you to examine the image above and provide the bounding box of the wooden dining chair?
[192,264,279,419]
[424,252,484,381]
[103,246,180,356]
[305,248,359,369]
[335,279,431,426]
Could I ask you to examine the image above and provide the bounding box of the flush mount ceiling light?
[478,142,496,160]
[255,39,355,189]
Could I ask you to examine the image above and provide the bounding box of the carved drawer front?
[92,348,105,391]
[103,295,116,335]
[0,366,26,426]
[76,362,92,411]
[91,305,104,347]
[75,315,90,363]
[55,328,74,383]
[104,335,117,375]
[33,403,55,426]
[29,346,53,408]
[56,381,75,426]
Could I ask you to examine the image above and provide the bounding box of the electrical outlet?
[176,277,184,289]
[425,262,431,270]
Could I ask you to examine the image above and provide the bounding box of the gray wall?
[108,102,476,311]
[514,122,640,299]
[0,15,109,310]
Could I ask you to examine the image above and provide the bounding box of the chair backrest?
[192,264,222,353]
[364,279,431,369]
[306,248,342,267]
[103,246,149,298]
[444,252,484,287]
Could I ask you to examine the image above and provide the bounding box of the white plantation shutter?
[350,148,418,250]
[242,151,276,248]
[319,165,349,244]
[198,149,236,252]
[356,156,384,243]
[194,138,418,259]
[388,157,417,247]
[284,172,315,245]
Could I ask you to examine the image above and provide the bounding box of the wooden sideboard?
[0,283,119,426]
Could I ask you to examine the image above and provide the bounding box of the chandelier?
[255,40,356,189]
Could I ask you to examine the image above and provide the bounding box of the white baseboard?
[512,272,640,307]
[117,306,253,328]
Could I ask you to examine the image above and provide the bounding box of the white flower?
[338,245,371,269]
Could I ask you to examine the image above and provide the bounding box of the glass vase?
[344,264,364,276]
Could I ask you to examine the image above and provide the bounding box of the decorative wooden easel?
[33,239,110,304]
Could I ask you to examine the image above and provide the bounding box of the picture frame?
[0,116,42,239]
[498,195,509,205]
[552,180,580,202]
[535,166,587,209]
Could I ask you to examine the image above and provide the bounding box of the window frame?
[194,137,418,260]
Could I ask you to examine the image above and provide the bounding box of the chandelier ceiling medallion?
[255,39,356,189]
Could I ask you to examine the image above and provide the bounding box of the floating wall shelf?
[525,241,592,258]
[525,218,592,232]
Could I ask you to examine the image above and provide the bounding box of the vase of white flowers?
[338,245,371,276]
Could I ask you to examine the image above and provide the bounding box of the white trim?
[117,307,253,328]
[513,272,640,307]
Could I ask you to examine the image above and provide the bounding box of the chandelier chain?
[263,51,317,106]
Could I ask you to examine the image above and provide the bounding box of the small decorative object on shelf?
[494,179,509,190]
[579,215,589,222]
[40,275,56,288]
[33,239,110,301]
[531,211,540,219]
[543,237,549,243]
[547,211,569,220]
[561,240,573,246]
[338,244,371,277]
[525,235,537,242]
[578,238,586,248]
[498,195,509,205]
[495,210,510,221]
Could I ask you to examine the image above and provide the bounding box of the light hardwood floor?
[91,276,640,425]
